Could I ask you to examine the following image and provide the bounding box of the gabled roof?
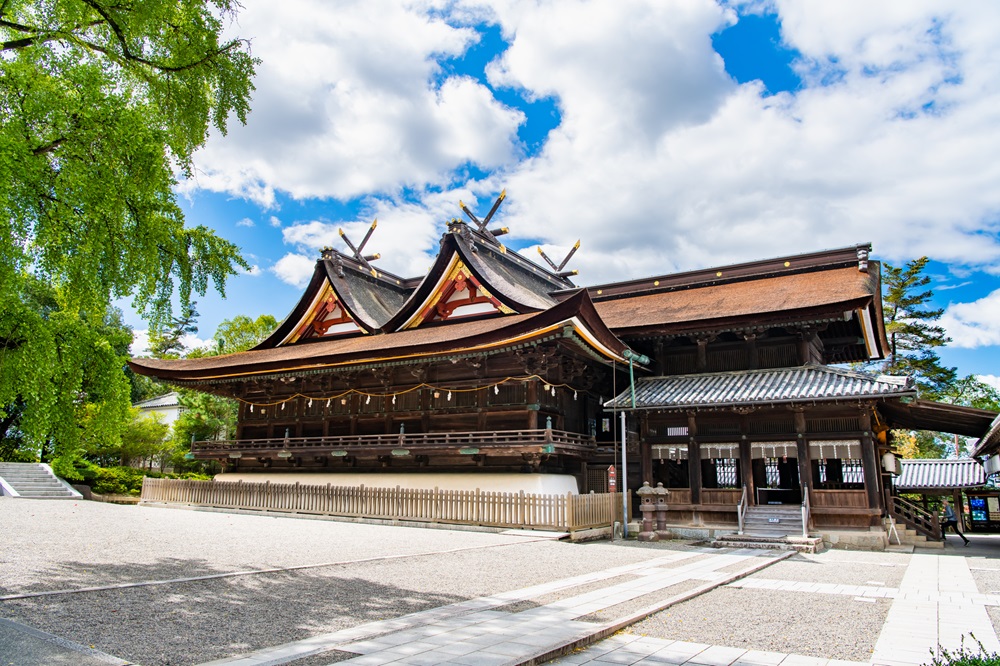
[895,458,986,490]
[132,392,179,409]
[256,251,413,348]
[130,290,630,384]
[256,221,576,347]
[383,222,573,331]
[972,414,1000,458]
[604,365,916,411]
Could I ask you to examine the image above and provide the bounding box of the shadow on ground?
[1,558,465,666]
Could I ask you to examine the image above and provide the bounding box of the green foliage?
[213,314,279,353]
[925,634,1000,666]
[172,389,236,445]
[0,1,256,470]
[0,279,132,476]
[880,257,957,399]
[894,430,949,459]
[75,462,210,496]
[149,304,201,359]
[941,375,1000,411]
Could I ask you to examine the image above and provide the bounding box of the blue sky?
[130,1,1000,388]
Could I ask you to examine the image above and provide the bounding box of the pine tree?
[881,257,957,399]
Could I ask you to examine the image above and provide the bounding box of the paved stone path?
[199,548,787,666]
[548,551,1000,666]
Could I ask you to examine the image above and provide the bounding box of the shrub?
[926,635,1000,666]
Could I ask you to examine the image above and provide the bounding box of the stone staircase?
[713,505,824,553]
[0,462,81,499]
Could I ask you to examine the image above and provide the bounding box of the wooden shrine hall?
[130,194,997,542]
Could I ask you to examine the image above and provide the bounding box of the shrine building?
[130,194,997,541]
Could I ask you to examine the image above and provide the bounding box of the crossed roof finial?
[458,190,509,250]
[537,240,580,278]
[338,219,381,277]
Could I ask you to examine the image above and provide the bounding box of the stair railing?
[737,485,748,535]
[885,491,942,541]
[801,488,810,538]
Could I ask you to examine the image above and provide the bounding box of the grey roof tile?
[895,458,986,490]
[604,365,916,410]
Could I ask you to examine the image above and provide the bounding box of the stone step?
[0,463,80,499]
[713,534,824,554]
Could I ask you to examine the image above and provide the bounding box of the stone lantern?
[636,482,658,542]
[653,482,670,537]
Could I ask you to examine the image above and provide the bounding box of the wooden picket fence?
[141,477,625,532]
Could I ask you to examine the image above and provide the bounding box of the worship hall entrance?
[752,441,802,505]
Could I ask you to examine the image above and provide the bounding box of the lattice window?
[808,417,862,433]
[713,458,739,488]
[749,419,795,436]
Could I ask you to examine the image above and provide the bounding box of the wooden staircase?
[885,494,944,549]
[713,505,824,553]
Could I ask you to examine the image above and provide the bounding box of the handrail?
[193,428,597,457]
[885,490,942,541]
[737,485,748,535]
[801,488,811,538]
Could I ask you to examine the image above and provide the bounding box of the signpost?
[607,465,617,492]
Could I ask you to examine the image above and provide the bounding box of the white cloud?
[979,375,1000,391]
[272,253,317,287]
[941,289,1000,348]
[129,330,214,357]
[269,215,282,228]
[236,217,255,227]
[237,264,263,276]
[184,2,1000,286]
[185,0,524,205]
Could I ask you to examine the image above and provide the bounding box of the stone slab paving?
[200,549,785,666]
[560,551,1000,666]
[870,554,1000,666]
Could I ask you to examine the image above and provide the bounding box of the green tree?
[212,314,278,354]
[880,257,957,399]
[166,313,275,471]
[149,303,201,358]
[0,1,256,475]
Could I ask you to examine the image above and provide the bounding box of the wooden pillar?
[739,415,754,506]
[859,411,884,516]
[744,333,759,370]
[687,411,701,506]
[527,379,539,430]
[640,413,653,485]
[696,338,708,372]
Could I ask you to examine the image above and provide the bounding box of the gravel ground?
[627,587,890,661]
[972,568,1000,596]
[0,500,705,666]
[743,554,906,587]
[577,579,704,623]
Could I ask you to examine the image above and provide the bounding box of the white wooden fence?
[141,478,625,532]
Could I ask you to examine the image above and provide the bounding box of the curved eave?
[128,289,631,384]
[253,261,331,350]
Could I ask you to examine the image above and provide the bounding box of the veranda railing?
[141,478,625,532]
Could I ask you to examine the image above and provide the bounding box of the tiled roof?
[593,266,879,333]
[133,392,179,409]
[604,364,915,410]
[894,458,986,490]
